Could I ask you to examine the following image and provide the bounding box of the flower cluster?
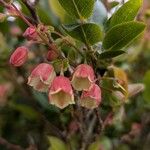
[27,63,101,109]
[9,26,102,109]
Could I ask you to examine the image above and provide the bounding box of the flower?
[49,76,74,109]
[9,46,28,67]
[23,26,39,41]
[72,64,95,91]
[80,84,101,109]
[28,63,56,92]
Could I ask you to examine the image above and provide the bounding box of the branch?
[21,0,40,24]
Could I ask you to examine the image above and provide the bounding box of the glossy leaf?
[109,0,142,28]
[48,0,75,23]
[99,50,125,59]
[48,136,67,150]
[65,23,102,45]
[103,21,146,51]
[58,0,94,19]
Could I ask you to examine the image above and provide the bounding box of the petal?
[72,77,92,91]
[49,90,74,109]
[80,97,98,109]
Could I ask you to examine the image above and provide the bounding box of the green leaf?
[109,0,142,28]
[143,71,150,104]
[65,23,102,45]
[88,137,111,150]
[10,103,38,120]
[109,1,119,9]
[99,50,125,59]
[48,0,75,23]
[58,0,94,19]
[102,21,146,51]
[89,0,107,26]
[48,136,67,150]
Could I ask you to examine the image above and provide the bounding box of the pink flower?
[49,76,74,109]
[9,46,28,67]
[72,64,95,91]
[28,63,56,92]
[80,84,101,109]
[23,26,39,41]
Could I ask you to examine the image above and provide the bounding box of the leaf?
[88,137,111,150]
[48,0,75,23]
[65,23,102,45]
[102,21,146,51]
[10,103,38,120]
[143,71,150,104]
[109,0,142,28]
[107,66,128,99]
[109,1,119,9]
[128,83,145,97]
[48,136,67,150]
[99,50,125,59]
[58,0,94,19]
[89,0,107,26]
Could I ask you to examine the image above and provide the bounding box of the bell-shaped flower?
[9,46,28,67]
[28,63,56,92]
[80,84,101,109]
[49,76,74,109]
[72,64,95,91]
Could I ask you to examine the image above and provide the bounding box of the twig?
[21,0,40,24]
[94,108,104,134]
[80,116,96,150]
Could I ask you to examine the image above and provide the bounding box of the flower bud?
[47,50,58,61]
[49,76,74,109]
[23,26,39,41]
[9,46,28,67]
[72,64,95,91]
[28,63,56,92]
[80,84,101,109]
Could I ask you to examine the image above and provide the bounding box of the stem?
[11,3,33,26]
[21,0,40,24]
[94,108,104,134]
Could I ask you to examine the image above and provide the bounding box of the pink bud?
[47,50,58,61]
[23,26,38,41]
[9,46,28,67]
[49,76,74,109]
[72,64,95,91]
[28,63,56,92]
[80,84,101,109]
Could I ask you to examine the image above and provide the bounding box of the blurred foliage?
[0,0,150,150]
